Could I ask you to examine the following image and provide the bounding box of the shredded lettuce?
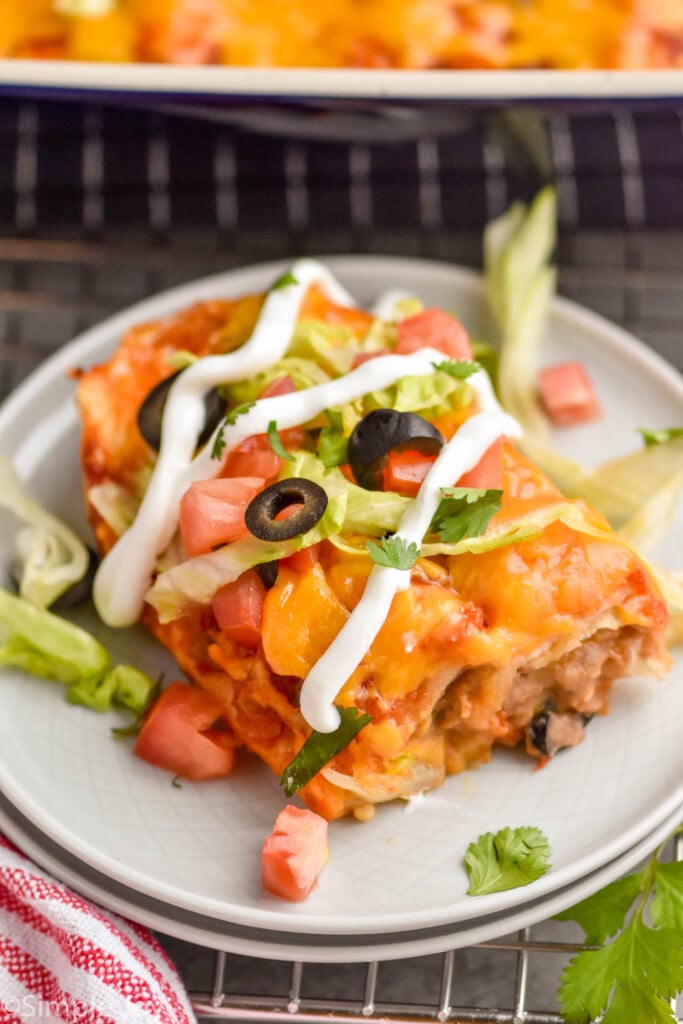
[594,436,683,532]
[87,481,140,538]
[164,349,198,370]
[668,606,683,646]
[0,455,90,609]
[520,423,683,560]
[616,471,683,554]
[98,664,158,717]
[484,186,557,444]
[66,670,118,712]
[483,191,683,582]
[330,366,474,441]
[359,316,399,352]
[0,585,108,684]
[0,585,158,714]
[317,426,348,468]
[364,371,472,419]
[223,356,330,406]
[286,320,356,376]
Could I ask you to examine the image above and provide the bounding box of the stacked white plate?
[0,257,681,962]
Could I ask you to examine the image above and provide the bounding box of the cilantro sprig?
[271,270,299,291]
[267,420,296,462]
[210,401,256,460]
[465,826,551,896]
[556,834,683,1024]
[280,706,372,796]
[431,359,481,380]
[430,486,503,543]
[367,536,420,571]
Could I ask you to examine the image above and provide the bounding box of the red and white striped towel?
[0,835,197,1023]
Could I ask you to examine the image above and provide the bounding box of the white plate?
[1,60,683,102]
[0,788,680,963]
[0,256,681,939]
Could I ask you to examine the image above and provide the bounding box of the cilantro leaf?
[559,918,683,1024]
[367,536,420,571]
[465,826,551,895]
[430,487,503,543]
[271,270,299,291]
[211,424,226,460]
[267,420,296,462]
[649,860,683,930]
[555,872,645,945]
[280,706,372,796]
[639,427,683,447]
[431,359,480,380]
[317,427,348,469]
[556,832,683,1024]
[604,981,680,1024]
[211,401,256,460]
[226,400,256,426]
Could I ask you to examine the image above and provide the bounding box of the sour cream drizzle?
[93,259,354,627]
[300,372,521,733]
[93,258,522,739]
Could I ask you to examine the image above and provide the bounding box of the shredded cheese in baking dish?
[0,0,681,68]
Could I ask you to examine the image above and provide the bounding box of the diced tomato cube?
[211,569,267,649]
[134,681,237,781]
[396,308,473,361]
[221,428,305,480]
[223,440,284,481]
[259,374,296,398]
[280,543,321,573]
[262,805,329,902]
[352,349,390,368]
[456,436,504,490]
[277,425,306,449]
[537,362,602,427]
[179,476,264,557]
[381,449,436,496]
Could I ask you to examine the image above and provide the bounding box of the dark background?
[0,94,681,1020]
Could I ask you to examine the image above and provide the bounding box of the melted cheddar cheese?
[2,0,682,68]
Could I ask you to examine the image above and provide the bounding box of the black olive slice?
[245,479,328,542]
[348,409,445,490]
[137,369,226,452]
[527,705,588,759]
[528,706,551,756]
[254,560,279,589]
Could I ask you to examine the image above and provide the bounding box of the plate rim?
[0,253,681,937]
[1,60,683,101]
[0,788,680,963]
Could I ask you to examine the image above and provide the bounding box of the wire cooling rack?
[0,94,682,1022]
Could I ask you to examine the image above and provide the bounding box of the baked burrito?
[77,260,671,821]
